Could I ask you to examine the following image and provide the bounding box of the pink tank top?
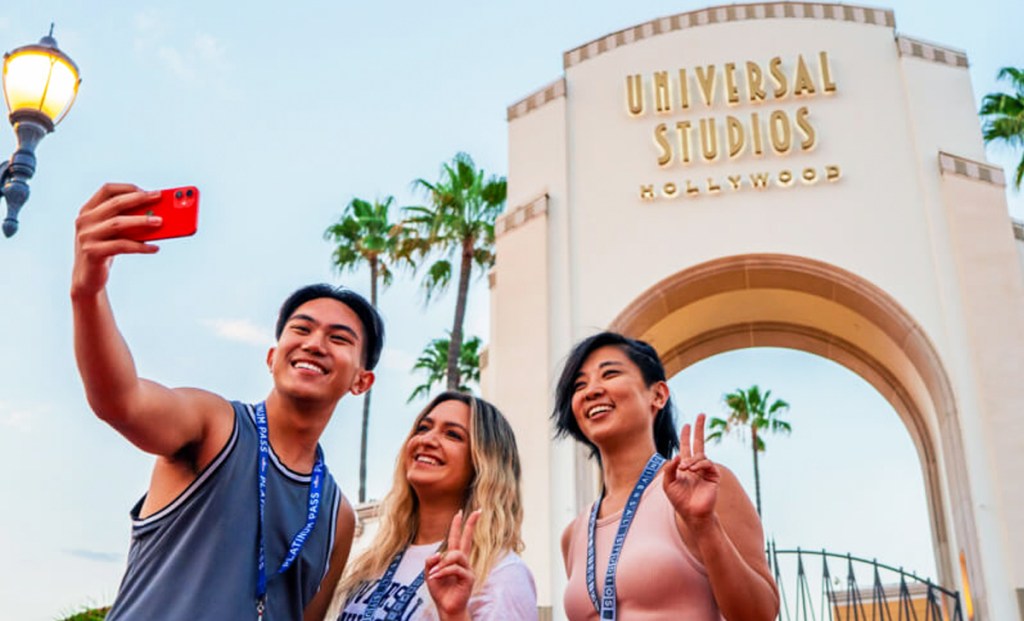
[564,472,724,620]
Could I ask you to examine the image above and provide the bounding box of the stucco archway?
[608,253,976,594]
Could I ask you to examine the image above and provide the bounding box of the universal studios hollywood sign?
[631,51,843,201]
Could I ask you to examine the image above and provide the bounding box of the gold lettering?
[699,118,719,161]
[802,168,818,184]
[724,63,740,104]
[727,175,743,189]
[778,170,794,186]
[654,71,671,113]
[626,74,644,115]
[750,112,764,156]
[726,116,745,158]
[654,123,672,166]
[640,185,656,200]
[820,51,837,93]
[792,54,816,96]
[686,180,701,195]
[795,106,816,150]
[678,69,691,109]
[663,182,678,197]
[769,57,787,98]
[707,178,722,194]
[746,61,766,102]
[675,121,693,164]
[750,172,771,188]
[695,65,717,107]
[826,165,842,181]
[769,110,792,153]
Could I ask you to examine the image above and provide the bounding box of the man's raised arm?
[71,183,225,457]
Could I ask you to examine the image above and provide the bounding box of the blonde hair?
[334,391,524,606]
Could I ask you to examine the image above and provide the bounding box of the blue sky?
[0,2,1020,618]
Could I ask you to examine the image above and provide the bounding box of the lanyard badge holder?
[254,401,325,619]
[586,453,666,621]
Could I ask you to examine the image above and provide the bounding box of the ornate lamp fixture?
[1,25,81,237]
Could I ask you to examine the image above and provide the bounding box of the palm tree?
[407,335,482,403]
[706,385,791,518]
[324,196,415,503]
[980,67,1024,189]
[407,153,506,390]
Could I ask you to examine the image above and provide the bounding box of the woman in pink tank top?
[554,332,779,620]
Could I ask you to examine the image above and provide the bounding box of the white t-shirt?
[337,542,537,620]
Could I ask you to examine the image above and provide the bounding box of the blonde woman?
[330,391,537,621]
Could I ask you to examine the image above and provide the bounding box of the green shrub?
[58,606,109,621]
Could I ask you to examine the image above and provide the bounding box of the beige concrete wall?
[940,171,1024,619]
[489,206,553,608]
[561,19,943,344]
[493,88,574,616]
[1015,221,1024,275]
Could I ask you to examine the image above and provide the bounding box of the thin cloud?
[194,33,228,67]
[201,318,272,347]
[0,401,41,432]
[132,11,228,84]
[157,46,193,81]
[64,549,122,563]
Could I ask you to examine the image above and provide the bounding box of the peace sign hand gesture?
[663,414,721,528]
[424,509,481,621]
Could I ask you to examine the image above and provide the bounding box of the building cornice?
[896,35,968,68]
[938,152,1006,187]
[563,2,895,70]
[495,193,549,238]
[507,78,566,122]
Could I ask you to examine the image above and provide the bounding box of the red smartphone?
[126,186,199,241]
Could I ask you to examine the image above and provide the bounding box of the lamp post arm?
[1,118,48,238]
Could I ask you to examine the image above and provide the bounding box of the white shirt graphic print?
[338,543,538,620]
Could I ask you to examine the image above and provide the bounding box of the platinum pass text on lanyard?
[254,401,325,620]
[586,453,666,621]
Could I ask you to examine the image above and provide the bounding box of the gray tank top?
[106,401,342,620]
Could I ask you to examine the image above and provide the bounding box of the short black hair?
[552,331,678,459]
[275,284,384,371]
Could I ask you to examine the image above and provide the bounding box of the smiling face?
[266,297,374,406]
[570,345,668,451]
[404,399,475,502]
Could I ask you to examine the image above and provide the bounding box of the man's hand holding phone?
[72,184,199,299]
[124,186,199,242]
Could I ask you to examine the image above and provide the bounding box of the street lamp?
[0,25,80,238]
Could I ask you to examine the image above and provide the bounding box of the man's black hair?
[275,284,384,371]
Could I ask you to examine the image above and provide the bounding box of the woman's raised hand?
[663,413,721,528]
[425,509,482,621]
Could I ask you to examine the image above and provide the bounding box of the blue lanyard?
[361,547,433,621]
[254,401,325,619]
[586,453,666,621]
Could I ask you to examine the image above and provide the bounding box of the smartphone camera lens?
[186,189,194,198]
[175,191,183,199]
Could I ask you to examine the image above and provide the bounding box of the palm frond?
[996,66,1024,94]
[422,259,453,301]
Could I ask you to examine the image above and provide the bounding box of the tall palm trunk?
[751,425,762,518]
[358,258,379,504]
[446,239,474,390]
